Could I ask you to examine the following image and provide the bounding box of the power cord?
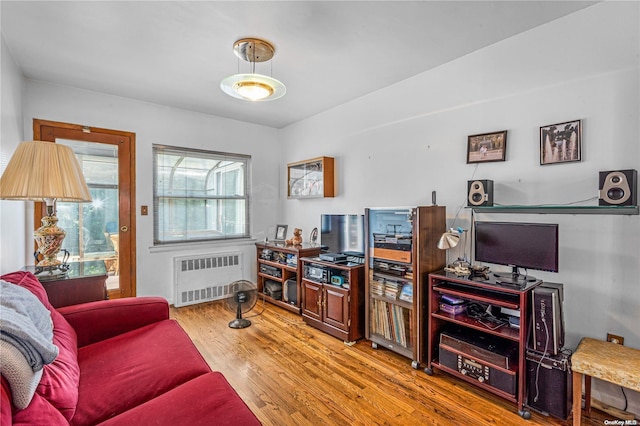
[532,314,550,403]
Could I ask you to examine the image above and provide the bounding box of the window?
[153,145,250,244]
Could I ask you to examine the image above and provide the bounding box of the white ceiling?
[2,1,597,129]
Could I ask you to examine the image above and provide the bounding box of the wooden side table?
[571,337,640,425]
[23,260,108,308]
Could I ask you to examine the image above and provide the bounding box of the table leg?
[584,375,592,414]
[573,371,583,426]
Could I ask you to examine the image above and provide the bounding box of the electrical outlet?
[606,333,624,345]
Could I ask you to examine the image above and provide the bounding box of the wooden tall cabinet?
[365,206,445,368]
[255,242,322,314]
[301,257,365,343]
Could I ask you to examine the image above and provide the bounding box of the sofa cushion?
[0,272,53,311]
[72,319,212,425]
[10,392,68,426]
[1,271,81,422]
[97,372,261,426]
[35,309,80,421]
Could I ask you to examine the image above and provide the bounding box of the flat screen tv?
[474,221,558,284]
[320,214,365,256]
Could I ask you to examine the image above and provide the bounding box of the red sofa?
[0,271,261,425]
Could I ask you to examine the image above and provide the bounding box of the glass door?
[34,119,136,299]
[56,140,120,290]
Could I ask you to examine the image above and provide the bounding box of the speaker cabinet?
[599,169,637,206]
[283,278,297,305]
[526,350,571,419]
[467,180,494,207]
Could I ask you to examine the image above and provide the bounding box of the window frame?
[152,144,251,245]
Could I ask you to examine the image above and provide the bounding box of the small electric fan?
[225,280,258,329]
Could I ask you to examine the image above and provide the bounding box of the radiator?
[173,252,243,307]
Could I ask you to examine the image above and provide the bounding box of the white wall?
[280,2,640,413]
[0,35,29,273]
[21,80,281,300]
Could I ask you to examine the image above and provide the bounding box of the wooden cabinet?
[425,271,541,418]
[23,260,108,308]
[255,242,322,314]
[365,206,445,368]
[287,156,335,198]
[301,257,365,343]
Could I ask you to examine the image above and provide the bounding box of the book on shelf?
[398,284,413,303]
[370,298,412,348]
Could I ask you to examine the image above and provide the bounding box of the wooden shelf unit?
[255,242,323,314]
[300,257,365,343]
[364,206,446,369]
[425,271,542,418]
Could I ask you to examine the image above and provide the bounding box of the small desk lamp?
[0,141,92,273]
[437,227,470,275]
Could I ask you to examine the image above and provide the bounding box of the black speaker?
[467,180,494,207]
[599,169,637,206]
[531,283,564,356]
[284,278,297,305]
[526,350,571,419]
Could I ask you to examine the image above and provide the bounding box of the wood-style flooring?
[170,299,612,426]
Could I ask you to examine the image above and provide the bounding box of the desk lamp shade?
[437,230,460,250]
[0,141,92,267]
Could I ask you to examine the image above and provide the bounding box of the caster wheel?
[411,361,419,370]
[424,367,433,375]
[518,410,531,420]
[371,342,378,349]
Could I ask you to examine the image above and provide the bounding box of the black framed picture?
[275,224,288,242]
[540,119,581,165]
[467,130,507,164]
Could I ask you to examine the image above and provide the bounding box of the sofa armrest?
[58,297,169,348]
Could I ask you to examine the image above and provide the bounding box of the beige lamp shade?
[0,141,91,202]
[1,141,91,268]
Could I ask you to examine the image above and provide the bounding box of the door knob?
[120,226,129,232]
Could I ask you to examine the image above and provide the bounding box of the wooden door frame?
[33,119,136,299]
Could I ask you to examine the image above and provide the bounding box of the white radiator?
[173,252,243,307]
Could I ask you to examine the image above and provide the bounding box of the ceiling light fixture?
[220,38,286,102]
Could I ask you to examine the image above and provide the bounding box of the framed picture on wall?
[540,119,581,165]
[467,130,507,164]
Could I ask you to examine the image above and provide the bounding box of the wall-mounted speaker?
[599,169,637,206]
[467,180,494,207]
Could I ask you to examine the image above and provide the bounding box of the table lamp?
[0,141,92,273]
[437,227,470,274]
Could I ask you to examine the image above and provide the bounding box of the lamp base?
[33,214,66,267]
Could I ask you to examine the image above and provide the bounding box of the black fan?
[225,280,258,329]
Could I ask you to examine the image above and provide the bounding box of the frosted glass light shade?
[220,73,286,101]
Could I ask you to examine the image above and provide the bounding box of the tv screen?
[320,214,365,256]
[474,221,558,283]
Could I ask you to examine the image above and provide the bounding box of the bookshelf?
[364,206,445,368]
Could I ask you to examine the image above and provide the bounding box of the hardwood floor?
[171,299,611,426]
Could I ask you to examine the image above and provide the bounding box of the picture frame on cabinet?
[467,130,507,164]
[275,224,288,242]
[540,119,581,165]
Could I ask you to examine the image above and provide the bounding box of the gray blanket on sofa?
[0,280,58,371]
